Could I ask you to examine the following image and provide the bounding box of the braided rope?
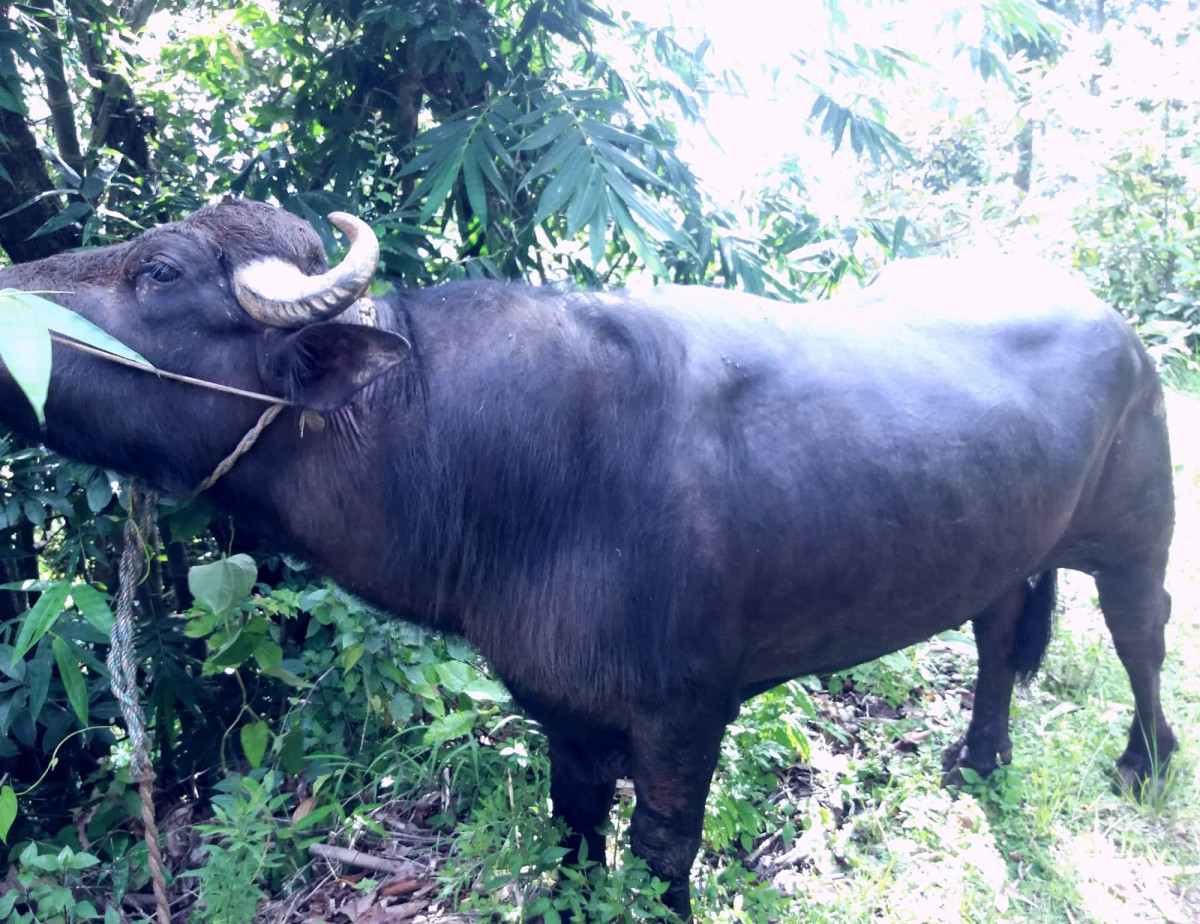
[109,485,170,924]
[103,404,286,922]
[188,403,285,498]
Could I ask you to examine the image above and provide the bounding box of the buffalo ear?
[258,322,411,412]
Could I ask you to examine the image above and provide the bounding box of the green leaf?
[207,614,269,668]
[434,660,474,694]
[240,721,269,769]
[68,851,100,870]
[567,166,604,238]
[86,472,115,513]
[533,149,590,226]
[514,113,573,151]
[462,148,488,230]
[263,664,309,688]
[279,723,304,774]
[423,709,478,746]
[71,583,115,635]
[462,677,511,704]
[0,297,52,425]
[188,554,257,616]
[26,644,52,722]
[0,785,16,844]
[12,582,72,661]
[0,289,153,367]
[253,639,283,670]
[52,637,89,726]
[589,200,609,268]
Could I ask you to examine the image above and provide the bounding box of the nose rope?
[49,333,296,406]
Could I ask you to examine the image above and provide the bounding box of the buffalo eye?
[140,260,181,285]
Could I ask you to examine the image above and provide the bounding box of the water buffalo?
[0,199,1176,918]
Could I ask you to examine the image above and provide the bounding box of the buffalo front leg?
[548,740,618,871]
[627,710,726,920]
[943,581,1030,783]
[1095,565,1176,794]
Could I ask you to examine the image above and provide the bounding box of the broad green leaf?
[434,660,474,694]
[423,709,477,746]
[188,554,257,616]
[0,298,52,425]
[86,472,115,513]
[263,664,309,688]
[253,638,283,670]
[522,132,582,186]
[71,583,115,635]
[207,614,269,668]
[240,721,269,769]
[279,724,304,774]
[0,785,16,844]
[52,637,89,726]
[463,677,511,704]
[12,582,72,661]
[415,159,464,224]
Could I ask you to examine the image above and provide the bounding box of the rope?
[104,408,284,923]
[109,485,171,924]
[49,334,295,407]
[187,403,285,498]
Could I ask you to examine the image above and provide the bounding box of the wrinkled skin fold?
[0,199,1176,919]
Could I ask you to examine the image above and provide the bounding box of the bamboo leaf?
[514,113,573,152]
[12,581,72,661]
[52,636,89,726]
[462,148,488,229]
[533,149,590,226]
[0,298,51,425]
[1,290,153,367]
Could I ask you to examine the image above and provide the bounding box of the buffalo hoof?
[1114,756,1168,802]
[940,737,1012,787]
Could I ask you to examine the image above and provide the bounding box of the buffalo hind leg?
[943,572,1055,783]
[628,710,726,920]
[1095,565,1176,794]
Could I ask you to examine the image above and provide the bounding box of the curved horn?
[233,212,380,328]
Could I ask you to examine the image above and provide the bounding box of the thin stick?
[308,843,412,875]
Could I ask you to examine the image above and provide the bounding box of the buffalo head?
[0,198,410,492]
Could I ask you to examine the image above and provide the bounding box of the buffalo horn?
[233,212,380,327]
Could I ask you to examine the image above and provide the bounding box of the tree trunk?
[30,0,85,178]
[0,101,83,262]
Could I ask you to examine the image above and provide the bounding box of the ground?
[259,389,1200,924]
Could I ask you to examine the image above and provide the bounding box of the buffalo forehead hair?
[181,197,329,271]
